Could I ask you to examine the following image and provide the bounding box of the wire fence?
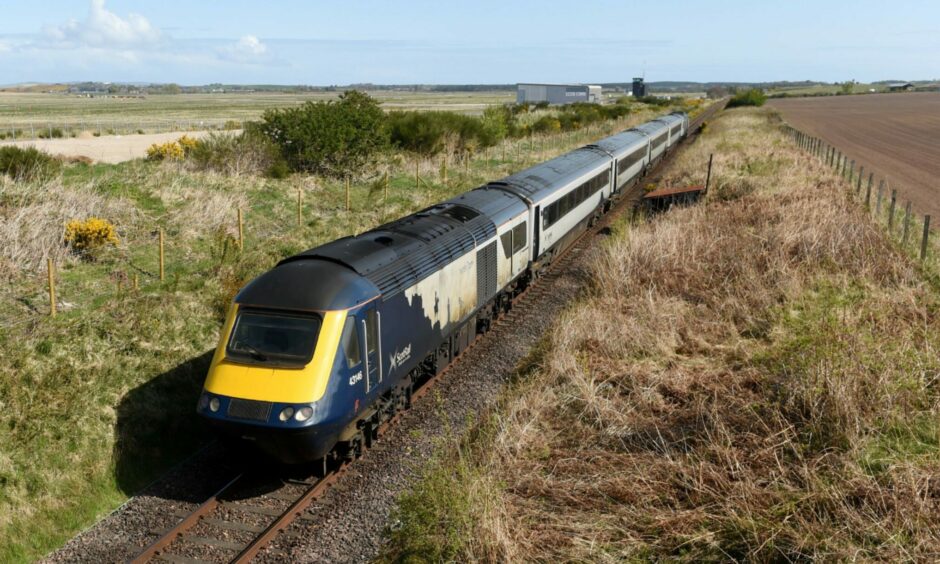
[3,116,642,329]
[0,118,244,141]
[782,124,933,261]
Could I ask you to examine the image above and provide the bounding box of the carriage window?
[511,222,527,253]
[341,316,361,368]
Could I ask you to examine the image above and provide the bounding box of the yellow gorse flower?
[64,217,119,252]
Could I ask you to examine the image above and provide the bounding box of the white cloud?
[235,35,267,56]
[44,0,160,47]
[218,35,270,63]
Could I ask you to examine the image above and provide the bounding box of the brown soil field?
[770,92,940,219]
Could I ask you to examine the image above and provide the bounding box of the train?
[196,110,690,464]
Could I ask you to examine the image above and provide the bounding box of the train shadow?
[112,350,322,503]
[112,350,215,497]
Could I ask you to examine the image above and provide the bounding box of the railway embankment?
[383,107,940,561]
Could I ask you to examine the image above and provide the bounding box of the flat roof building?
[516,83,602,105]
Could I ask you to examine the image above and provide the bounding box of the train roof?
[633,121,669,136]
[271,189,522,301]
[588,130,649,156]
[442,186,528,227]
[486,147,610,203]
[235,259,380,311]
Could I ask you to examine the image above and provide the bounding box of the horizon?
[1,0,939,85]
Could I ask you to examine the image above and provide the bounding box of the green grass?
[0,99,706,561]
[0,91,515,137]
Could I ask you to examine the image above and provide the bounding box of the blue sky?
[0,0,937,85]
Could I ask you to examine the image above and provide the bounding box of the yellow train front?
[197,257,392,465]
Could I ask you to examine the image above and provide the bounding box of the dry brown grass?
[387,108,940,562]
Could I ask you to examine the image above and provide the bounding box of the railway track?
[128,99,726,564]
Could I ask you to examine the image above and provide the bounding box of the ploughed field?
[770,92,940,219]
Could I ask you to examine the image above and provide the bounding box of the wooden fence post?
[903,202,912,245]
[415,159,419,189]
[876,180,885,216]
[237,209,244,250]
[441,155,448,185]
[345,177,350,211]
[705,153,714,193]
[841,154,847,176]
[921,215,931,260]
[133,273,139,291]
[159,228,165,281]
[849,160,855,184]
[888,189,897,230]
[866,173,873,201]
[384,170,389,202]
[297,189,303,227]
[47,258,56,317]
[857,166,864,193]
[865,175,872,206]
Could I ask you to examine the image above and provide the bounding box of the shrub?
[387,111,450,155]
[188,130,283,177]
[223,120,242,130]
[146,141,184,161]
[177,135,198,156]
[0,146,62,182]
[64,217,119,256]
[531,116,561,134]
[258,90,388,177]
[38,127,64,139]
[727,88,767,108]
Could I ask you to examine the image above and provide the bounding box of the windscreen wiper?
[240,342,268,361]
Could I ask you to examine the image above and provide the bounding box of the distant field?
[767,83,888,96]
[770,92,940,219]
[0,90,514,138]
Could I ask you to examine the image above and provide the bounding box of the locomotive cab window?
[341,316,361,368]
[227,310,321,367]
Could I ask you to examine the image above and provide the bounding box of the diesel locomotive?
[197,111,689,464]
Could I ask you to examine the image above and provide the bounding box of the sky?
[0,0,938,85]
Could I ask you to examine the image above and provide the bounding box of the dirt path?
[769,92,940,219]
[0,130,219,164]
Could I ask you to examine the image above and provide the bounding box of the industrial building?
[516,83,602,105]
[632,77,647,97]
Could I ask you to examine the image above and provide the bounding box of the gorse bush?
[727,88,767,108]
[0,146,62,182]
[64,217,119,256]
[146,141,184,161]
[177,135,198,156]
[258,90,388,178]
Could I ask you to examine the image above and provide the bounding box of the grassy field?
[0,90,515,138]
[382,107,940,561]
[0,96,708,561]
[766,82,889,96]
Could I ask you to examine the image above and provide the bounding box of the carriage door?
[361,306,380,392]
[532,205,541,259]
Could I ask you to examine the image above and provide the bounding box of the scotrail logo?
[388,344,412,373]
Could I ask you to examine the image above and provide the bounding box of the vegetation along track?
[107,99,727,564]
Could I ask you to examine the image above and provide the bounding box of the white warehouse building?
[516,83,603,105]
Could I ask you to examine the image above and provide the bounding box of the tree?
[839,80,855,95]
[259,90,388,177]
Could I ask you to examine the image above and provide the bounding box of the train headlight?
[209,397,220,412]
[278,407,295,422]
[294,406,314,422]
[197,394,209,411]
